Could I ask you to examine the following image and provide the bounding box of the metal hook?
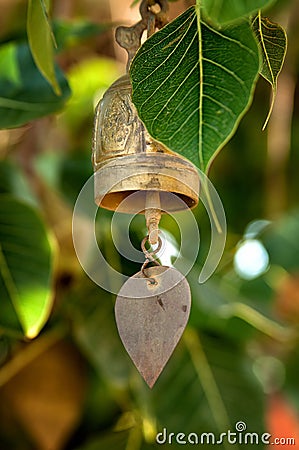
[141,235,162,262]
[140,0,169,22]
[141,235,162,284]
[140,0,169,32]
[116,0,169,71]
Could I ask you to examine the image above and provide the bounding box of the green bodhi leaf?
[201,0,274,27]
[253,13,287,130]
[0,42,71,129]
[130,6,259,172]
[0,196,55,339]
[27,0,61,95]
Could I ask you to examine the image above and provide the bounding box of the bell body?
[92,75,200,213]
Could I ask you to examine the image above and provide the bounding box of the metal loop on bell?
[140,0,169,29]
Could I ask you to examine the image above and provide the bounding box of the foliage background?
[0,0,299,449]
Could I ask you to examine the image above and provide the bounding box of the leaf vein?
[151,63,199,128]
[203,21,256,56]
[202,57,245,87]
[202,94,235,117]
[139,27,198,115]
[133,12,197,91]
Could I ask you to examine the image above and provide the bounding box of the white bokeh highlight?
[234,239,270,280]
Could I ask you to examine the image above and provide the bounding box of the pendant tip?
[140,365,165,388]
[143,374,159,389]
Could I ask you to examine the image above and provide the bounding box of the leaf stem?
[0,243,22,329]
[0,327,24,340]
[184,328,234,450]
[195,1,204,171]
[262,86,276,131]
[226,302,294,343]
[125,418,143,450]
[201,176,223,233]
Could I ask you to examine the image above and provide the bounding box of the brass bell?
[92,74,200,215]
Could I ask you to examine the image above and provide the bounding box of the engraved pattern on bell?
[93,76,141,163]
[92,74,200,212]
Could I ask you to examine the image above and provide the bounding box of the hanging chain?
[141,235,162,284]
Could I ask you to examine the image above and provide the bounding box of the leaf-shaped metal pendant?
[115,266,191,388]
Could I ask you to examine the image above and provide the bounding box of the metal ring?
[139,0,169,27]
[140,234,162,285]
[141,235,162,262]
[156,0,169,14]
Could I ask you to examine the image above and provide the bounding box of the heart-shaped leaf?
[0,195,54,338]
[130,6,259,172]
[27,0,60,95]
[253,13,287,129]
[0,42,71,129]
[115,266,191,388]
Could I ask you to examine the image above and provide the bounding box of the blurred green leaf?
[74,328,265,449]
[54,20,111,51]
[189,275,255,341]
[0,19,110,52]
[202,0,274,26]
[72,281,131,388]
[130,7,259,171]
[244,219,271,239]
[27,0,61,95]
[149,331,265,448]
[0,42,71,129]
[0,44,20,84]
[0,159,37,206]
[263,210,299,271]
[0,195,55,338]
[58,154,93,206]
[61,57,121,132]
[252,14,287,129]
[189,270,289,343]
[80,372,123,435]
